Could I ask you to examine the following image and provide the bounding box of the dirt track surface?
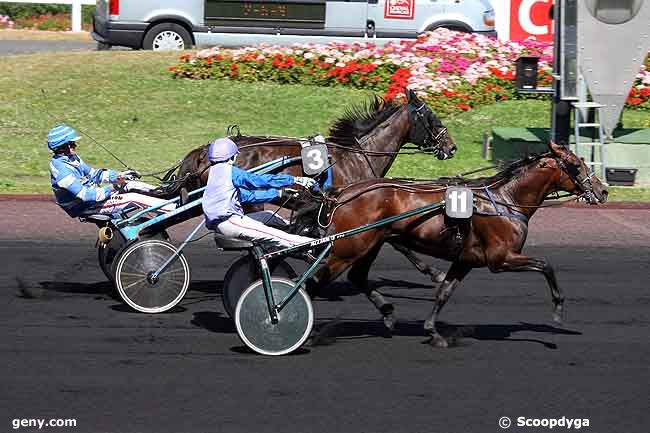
[0,201,648,433]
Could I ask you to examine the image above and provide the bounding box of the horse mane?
[439,152,552,187]
[327,95,402,147]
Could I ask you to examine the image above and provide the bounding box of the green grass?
[1,50,648,202]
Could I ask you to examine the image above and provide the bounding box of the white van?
[92,0,495,50]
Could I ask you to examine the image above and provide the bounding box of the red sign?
[509,0,553,42]
[384,0,415,20]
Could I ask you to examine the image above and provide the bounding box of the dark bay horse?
[308,141,608,347]
[164,89,457,282]
[168,89,456,190]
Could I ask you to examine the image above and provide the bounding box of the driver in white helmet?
[202,137,316,250]
[47,124,174,217]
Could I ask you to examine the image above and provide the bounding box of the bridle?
[554,156,598,203]
[407,101,450,158]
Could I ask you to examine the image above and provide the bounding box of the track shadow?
[311,319,581,349]
[192,311,236,333]
[109,304,187,314]
[37,280,114,296]
[312,278,434,301]
[189,280,223,294]
[373,277,434,290]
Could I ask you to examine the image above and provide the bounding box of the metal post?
[550,1,571,146]
[71,0,82,32]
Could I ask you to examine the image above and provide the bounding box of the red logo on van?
[384,0,415,20]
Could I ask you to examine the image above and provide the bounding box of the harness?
[474,185,529,222]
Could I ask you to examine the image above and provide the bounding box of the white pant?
[216,211,314,250]
[92,180,175,215]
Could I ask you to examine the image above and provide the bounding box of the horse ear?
[406,88,416,103]
[549,141,581,166]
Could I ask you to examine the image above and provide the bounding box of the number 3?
[307,148,324,170]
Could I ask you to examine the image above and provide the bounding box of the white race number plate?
[301,144,329,176]
[445,187,474,219]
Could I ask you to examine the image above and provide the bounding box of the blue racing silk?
[49,154,119,217]
[203,164,295,229]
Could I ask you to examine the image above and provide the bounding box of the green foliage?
[0,50,648,201]
[0,3,95,30]
[0,3,69,19]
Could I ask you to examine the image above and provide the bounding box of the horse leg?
[389,240,446,284]
[423,262,471,348]
[347,242,397,331]
[491,254,565,323]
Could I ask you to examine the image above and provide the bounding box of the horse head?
[406,89,457,160]
[548,141,608,204]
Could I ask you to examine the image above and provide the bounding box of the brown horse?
[308,141,608,347]
[167,89,455,191]
[163,89,457,282]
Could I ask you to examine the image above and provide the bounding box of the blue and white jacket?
[203,163,295,229]
[49,154,118,217]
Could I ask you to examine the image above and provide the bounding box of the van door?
[204,0,327,31]
[324,0,368,36]
[368,0,441,37]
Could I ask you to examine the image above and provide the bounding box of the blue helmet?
[47,124,80,151]
[208,137,239,163]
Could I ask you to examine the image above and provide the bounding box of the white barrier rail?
[3,0,95,32]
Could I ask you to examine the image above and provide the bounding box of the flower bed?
[0,14,15,29]
[170,29,650,115]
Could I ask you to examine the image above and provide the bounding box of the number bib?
[445,187,474,219]
[301,144,328,176]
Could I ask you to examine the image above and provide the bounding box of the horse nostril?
[450,148,457,155]
[601,190,609,203]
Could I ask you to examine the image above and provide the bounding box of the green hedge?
[0,3,95,21]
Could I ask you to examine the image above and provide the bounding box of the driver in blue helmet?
[48,124,172,217]
[202,137,316,250]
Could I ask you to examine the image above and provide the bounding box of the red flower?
[443,90,457,97]
[459,95,469,100]
[627,97,643,106]
[639,87,650,97]
[230,64,238,69]
[180,54,191,62]
[629,88,638,97]
[205,57,212,65]
[168,66,177,72]
[271,59,281,67]
[456,103,471,111]
[360,63,377,73]
[230,70,238,77]
[500,95,508,100]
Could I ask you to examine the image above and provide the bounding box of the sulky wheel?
[97,230,126,281]
[235,277,313,356]
[113,239,190,313]
[222,254,296,319]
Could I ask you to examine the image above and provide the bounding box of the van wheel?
[143,23,192,51]
[97,42,112,51]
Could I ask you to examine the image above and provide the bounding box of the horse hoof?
[553,304,564,324]
[431,271,446,284]
[383,313,396,331]
[429,334,449,348]
[423,319,434,331]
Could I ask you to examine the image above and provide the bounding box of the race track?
[1,201,648,433]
